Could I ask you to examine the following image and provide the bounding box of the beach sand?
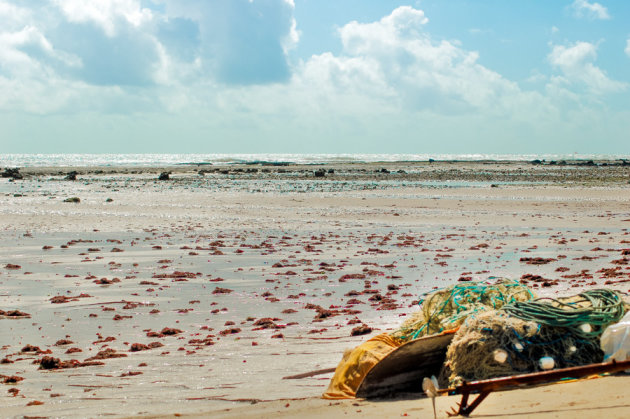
[1,161,630,418]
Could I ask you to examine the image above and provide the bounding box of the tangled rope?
[440,289,627,387]
[391,279,534,341]
[500,289,625,337]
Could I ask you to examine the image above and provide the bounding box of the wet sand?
[1,161,630,418]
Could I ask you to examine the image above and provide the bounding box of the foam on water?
[2,153,629,167]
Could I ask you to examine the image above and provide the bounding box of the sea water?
[2,153,629,167]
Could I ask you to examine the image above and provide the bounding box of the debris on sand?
[37,356,105,369]
[0,310,31,319]
[85,349,127,361]
[351,325,373,336]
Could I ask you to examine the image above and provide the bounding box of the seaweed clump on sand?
[37,356,105,369]
[0,310,31,318]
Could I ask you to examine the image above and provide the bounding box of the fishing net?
[441,289,626,387]
[391,279,534,341]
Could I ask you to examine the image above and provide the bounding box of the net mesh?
[440,289,626,387]
[391,278,534,341]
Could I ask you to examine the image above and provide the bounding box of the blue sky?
[1,0,629,154]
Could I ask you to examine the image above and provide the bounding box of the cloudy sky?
[1,0,629,154]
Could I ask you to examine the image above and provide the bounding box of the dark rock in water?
[314,169,326,178]
[2,168,22,179]
[255,161,292,166]
[64,171,78,181]
[530,159,542,165]
[158,172,171,180]
[63,197,81,203]
[327,169,335,174]
[176,162,212,166]
[378,168,390,174]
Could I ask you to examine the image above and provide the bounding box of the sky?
[1,0,629,154]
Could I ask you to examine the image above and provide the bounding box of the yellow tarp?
[322,333,402,399]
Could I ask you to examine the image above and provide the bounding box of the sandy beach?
[2,160,630,418]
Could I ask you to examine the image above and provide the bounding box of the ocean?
[2,153,629,167]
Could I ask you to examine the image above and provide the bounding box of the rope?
[499,289,625,338]
[392,279,534,341]
[441,289,627,387]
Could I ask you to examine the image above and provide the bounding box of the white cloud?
[282,13,300,54]
[295,6,526,115]
[549,41,597,68]
[0,3,627,154]
[160,0,298,85]
[0,0,30,29]
[0,0,302,114]
[53,0,153,37]
[525,70,547,84]
[0,26,81,76]
[0,3,548,120]
[626,39,630,57]
[0,0,300,91]
[570,0,610,20]
[0,0,623,145]
[339,6,428,56]
[548,41,626,94]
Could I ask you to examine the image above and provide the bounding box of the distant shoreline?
[2,153,630,168]
[3,159,629,187]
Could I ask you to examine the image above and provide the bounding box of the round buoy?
[493,349,508,364]
[539,356,555,370]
